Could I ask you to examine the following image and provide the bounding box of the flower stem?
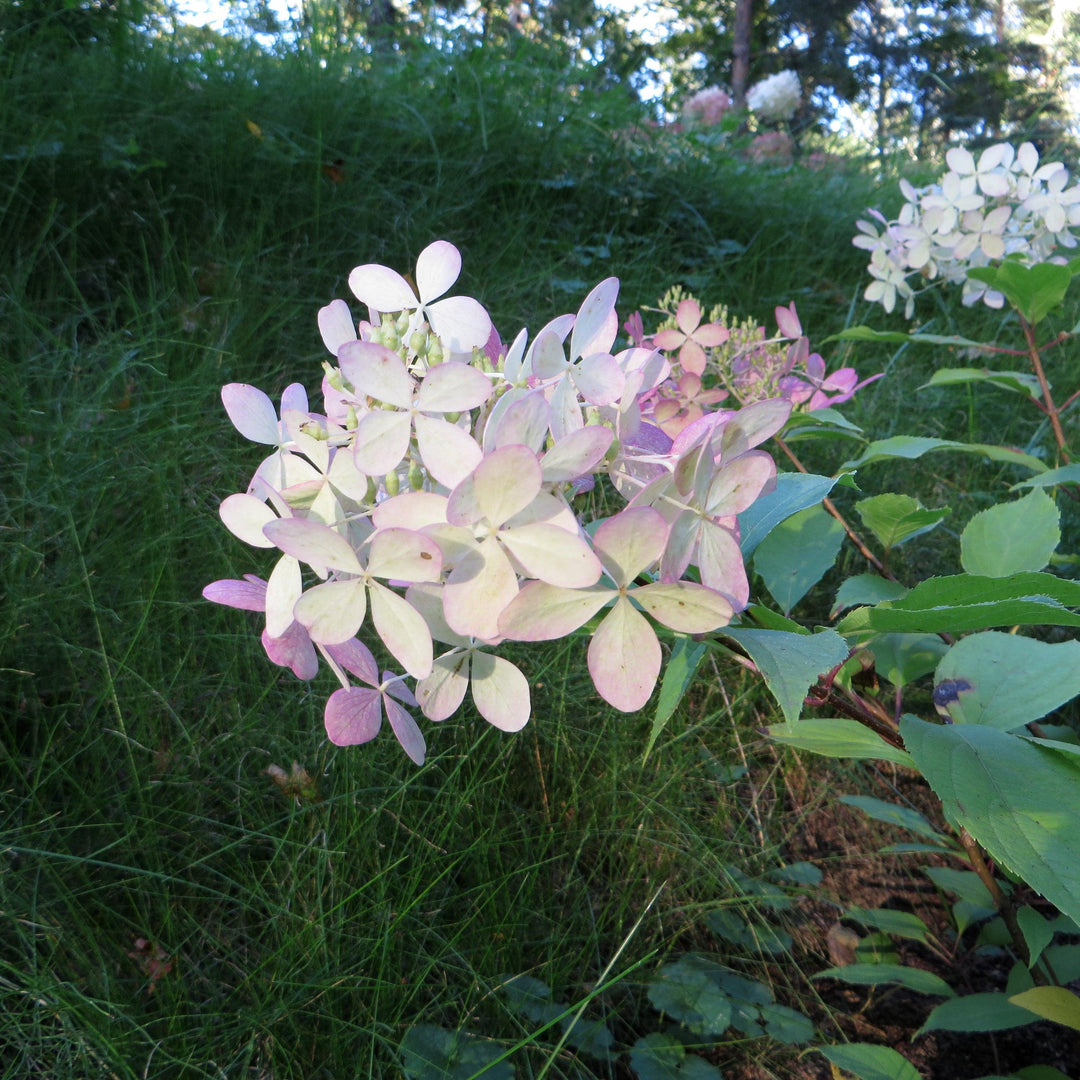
[1020,314,1071,464]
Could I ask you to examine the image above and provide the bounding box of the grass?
[3,15,1080,1080]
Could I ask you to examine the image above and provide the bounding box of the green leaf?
[842,435,1048,474]
[737,471,840,558]
[1010,987,1080,1032]
[767,861,823,887]
[1017,906,1055,970]
[1042,944,1080,983]
[838,794,948,843]
[870,634,949,688]
[739,604,809,632]
[924,867,997,935]
[647,956,732,1037]
[753,505,845,614]
[722,628,849,724]
[968,261,1074,323]
[646,637,707,761]
[933,632,1080,729]
[1017,1067,1074,1080]
[832,574,910,617]
[920,366,1042,398]
[844,906,932,944]
[827,325,989,350]
[960,489,1060,577]
[760,1002,814,1045]
[813,962,954,997]
[855,493,949,549]
[628,1033,722,1080]
[705,908,791,955]
[561,1015,614,1060]
[901,718,1080,928]
[835,572,1080,636]
[767,719,915,769]
[400,1025,514,1080]
[916,992,1036,1036]
[818,1043,922,1080]
[1012,464,1080,490]
[498,974,562,1026]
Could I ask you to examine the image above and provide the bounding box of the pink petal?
[652,327,686,351]
[678,340,707,377]
[675,298,702,335]
[202,576,267,611]
[588,600,661,712]
[592,507,668,585]
[549,375,584,441]
[367,527,442,583]
[720,398,792,457]
[574,353,625,405]
[262,621,318,679]
[416,652,470,721]
[372,491,450,531]
[498,581,610,641]
[470,652,530,731]
[694,521,749,609]
[498,522,602,587]
[427,295,494,354]
[347,263,418,313]
[632,581,733,633]
[774,302,802,339]
[263,517,363,576]
[415,240,461,303]
[265,553,302,638]
[324,686,382,746]
[369,582,433,678]
[705,450,777,517]
[338,341,414,409]
[415,415,483,490]
[415,361,492,413]
[540,425,613,483]
[351,409,412,479]
[530,328,568,380]
[487,389,551,453]
[383,693,426,765]
[406,582,467,647]
[325,637,380,686]
[447,444,541,529]
[443,540,519,641]
[293,579,367,644]
[318,299,357,356]
[219,493,277,548]
[221,384,280,445]
[571,277,620,360]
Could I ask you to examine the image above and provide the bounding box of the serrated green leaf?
[628,1033,722,1080]
[901,717,1080,928]
[753,505,845,614]
[1017,907,1055,970]
[705,908,791,955]
[814,962,954,997]
[647,956,732,1037]
[1011,463,1080,490]
[400,1024,514,1080]
[826,325,988,349]
[969,261,1074,323]
[855,493,949,549]
[737,471,841,558]
[832,574,910,617]
[917,992,1036,1035]
[835,572,1080,636]
[561,1014,614,1060]
[933,632,1080,729]
[960,489,1060,577]
[844,906,932,944]
[760,1002,815,1044]
[645,637,707,761]
[839,794,947,842]
[870,633,949,688]
[842,435,1048,474]
[818,1042,922,1080]
[768,719,914,769]
[920,366,1042,398]
[722,628,849,724]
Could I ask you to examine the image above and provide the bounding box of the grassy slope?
[3,20,1077,1080]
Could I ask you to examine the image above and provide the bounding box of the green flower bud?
[408,459,425,491]
[383,469,400,497]
[409,330,428,355]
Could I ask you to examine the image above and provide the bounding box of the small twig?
[1020,314,1071,463]
[957,828,1032,970]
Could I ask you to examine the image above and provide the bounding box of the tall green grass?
[4,19,1075,1079]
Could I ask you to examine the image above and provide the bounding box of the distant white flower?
[746,70,800,122]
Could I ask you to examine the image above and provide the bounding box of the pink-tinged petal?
[660,512,698,582]
[774,302,802,339]
[693,323,729,348]
[588,600,661,712]
[448,444,541,529]
[280,383,309,415]
[384,676,418,708]
[373,491,450,531]
[325,637,379,686]
[678,340,707,376]
[416,652,470,721]
[406,582,468,647]
[262,622,318,679]
[540,425,613,483]
[367,527,442,583]
[293,579,367,644]
[549,376,585,441]
[695,521,749,609]
[574,352,625,405]
[265,553,302,638]
[633,581,733,633]
[592,507,668,586]
[324,686,382,746]
[504,490,577,531]
[221,384,280,445]
[318,299,356,356]
[368,582,433,678]
[219,493,278,548]
[499,522,602,587]
[326,448,370,503]
[383,693,426,765]
[202,576,267,611]
[530,328,568,380]
[443,540,519,641]
[705,450,776,517]
[415,361,492,413]
[720,398,792,457]
[675,298,702,334]
[338,341,414,408]
[426,295,493,354]
[263,517,364,575]
[351,409,412,478]
[571,277,620,361]
[488,389,551,453]
[415,240,461,302]
[470,651,530,732]
[498,581,610,640]
[415,415,483,490]
[347,263,418,313]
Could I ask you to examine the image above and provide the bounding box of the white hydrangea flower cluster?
[746,70,800,122]
[854,142,1080,317]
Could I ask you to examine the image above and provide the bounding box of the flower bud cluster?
[855,141,1080,317]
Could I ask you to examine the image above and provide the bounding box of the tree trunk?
[732,0,753,107]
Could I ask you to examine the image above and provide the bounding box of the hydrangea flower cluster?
[746,70,801,122]
[682,86,733,128]
[206,242,877,764]
[854,141,1080,317]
